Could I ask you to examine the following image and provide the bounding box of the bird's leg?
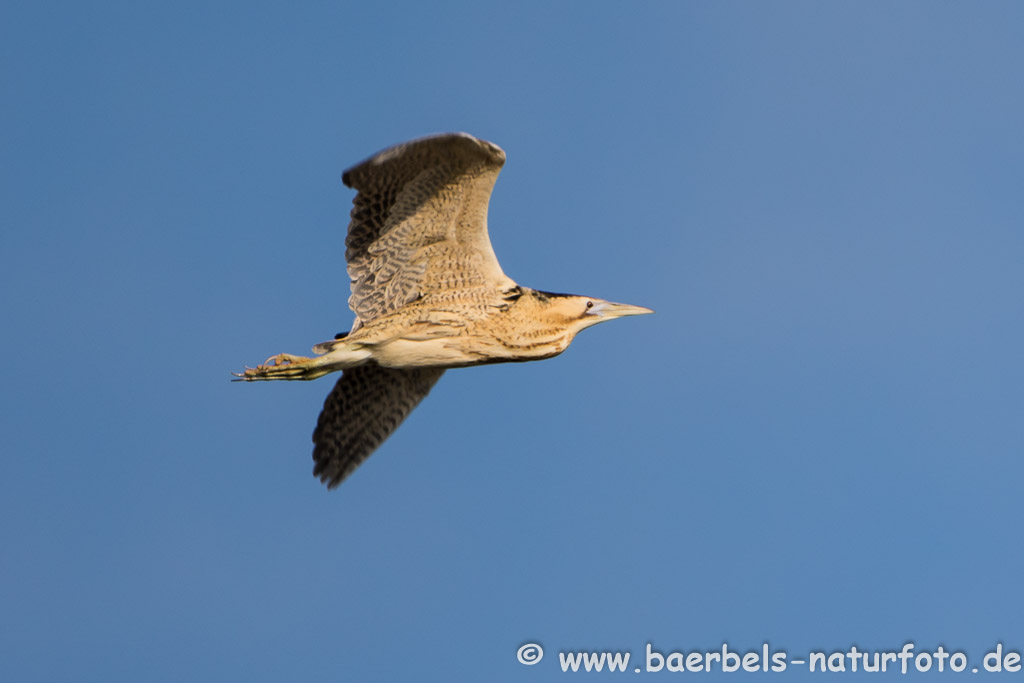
[234,353,336,382]
[234,340,374,382]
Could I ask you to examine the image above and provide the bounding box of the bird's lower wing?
[312,365,445,488]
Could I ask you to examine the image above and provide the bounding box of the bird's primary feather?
[312,365,444,488]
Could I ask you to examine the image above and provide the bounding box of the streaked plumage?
[237,133,652,488]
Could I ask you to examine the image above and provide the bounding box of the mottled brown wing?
[342,132,517,330]
[311,365,445,488]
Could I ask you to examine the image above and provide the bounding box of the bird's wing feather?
[312,365,445,488]
[342,132,516,329]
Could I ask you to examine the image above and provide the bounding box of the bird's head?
[535,290,654,337]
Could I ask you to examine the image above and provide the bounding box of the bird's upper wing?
[312,365,445,488]
[342,132,517,329]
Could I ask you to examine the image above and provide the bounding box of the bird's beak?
[589,300,654,319]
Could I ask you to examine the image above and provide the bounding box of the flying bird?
[237,133,652,488]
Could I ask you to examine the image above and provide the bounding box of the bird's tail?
[312,337,351,355]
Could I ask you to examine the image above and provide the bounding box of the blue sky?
[2,1,1022,680]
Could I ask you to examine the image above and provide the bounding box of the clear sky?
[2,1,1022,681]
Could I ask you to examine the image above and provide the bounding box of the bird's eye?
[586,301,594,309]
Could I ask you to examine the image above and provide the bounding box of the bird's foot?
[233,353,328,381]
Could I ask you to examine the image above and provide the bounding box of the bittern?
[237,133,652,488]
